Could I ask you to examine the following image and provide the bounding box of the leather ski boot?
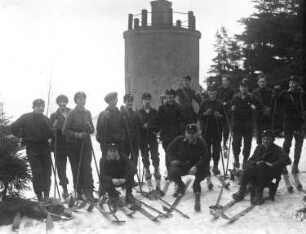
[232,185,246,201]
[62,185,69,199]
[212,164,220,175]
[254,187,264,205]
[292,163,299,174]
[173,181,186,197]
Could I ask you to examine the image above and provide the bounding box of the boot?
[292,163,299,174]
[36,192,43,201]
[232,186,246,201]
[269,182,277,201]
[43,191,49,202]
[206,175,213,190]
[62,185,69,199]
[155,179,161,191]
[173,181,186,197]
[212,164,220,175]
[253,188,264,205]
[249,184,256,205]
[76,191,83,200]
[154,167,161,180]
[192,181,201,194]
[109,195,124,208]
[83,189,94,202]
[125,193,141,210]
[144,167,151,180]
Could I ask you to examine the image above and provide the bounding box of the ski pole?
[75,139,85,198]
[88,136,100,178]
[50,153,61,200]
[216,119,226,176]
[122,114,143,194]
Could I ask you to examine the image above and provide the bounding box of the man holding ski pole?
[62,91,95,201]
[50,95,71,199]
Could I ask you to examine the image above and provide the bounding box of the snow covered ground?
[1,137,305,234]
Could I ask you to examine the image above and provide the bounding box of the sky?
[0,0,255,119]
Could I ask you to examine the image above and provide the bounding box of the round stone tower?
[123,0,201,108]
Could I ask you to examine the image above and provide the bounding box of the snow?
[1,137,305,234]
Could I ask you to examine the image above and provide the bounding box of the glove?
[213,111,222,119]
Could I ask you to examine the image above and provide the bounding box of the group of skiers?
[8,74,305,208]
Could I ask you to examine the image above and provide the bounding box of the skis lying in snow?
[133,198,160,222]
[137,199,172,218]
[94,202,125,224]
[162,179,193,216]
[158,197,190,219]
[283,174,294,193]
[220,204,255,223]
[194,193,201,212]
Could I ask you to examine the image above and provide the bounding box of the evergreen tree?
[0,116,31,200]
[207,27,245,89]
[237,0,305,87]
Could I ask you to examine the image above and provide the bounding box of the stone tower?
[123,0,201,108]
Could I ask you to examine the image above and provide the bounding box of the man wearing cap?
[277,76,305,174]
[176,75,201,126]
[232,130,291,205]
[167,124,210,197]
[138,92,161,190]
[230,79,262,172]
[62,91,95,201]
[198,83,224,175]
[120,94,141,167]
[50,95,71,198]
[100,142,137,207]
[10,99,53,201]
[96,92,125,156]
[217,75,235,150]
[157,88,184,174]
[252,74,275,144]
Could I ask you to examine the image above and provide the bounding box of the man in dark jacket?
[230,79,262,171]
[96,92,125,156]
[100,142,137,207]
[232,130,291,205]
[50,95,71,198]
[168,124,210,196]
[10,99,53,201]
[278,76,305,174]
[217,75,235,150]
[175,75,201,127]
[62,91,95,201]
[252,74,274,144]
[198,83,224,175]
[138,93,161,190]
[120,94,141,168]
[158,88,184,174]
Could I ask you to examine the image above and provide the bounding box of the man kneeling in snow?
[100,142,137,207]
[232,130,291,205]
